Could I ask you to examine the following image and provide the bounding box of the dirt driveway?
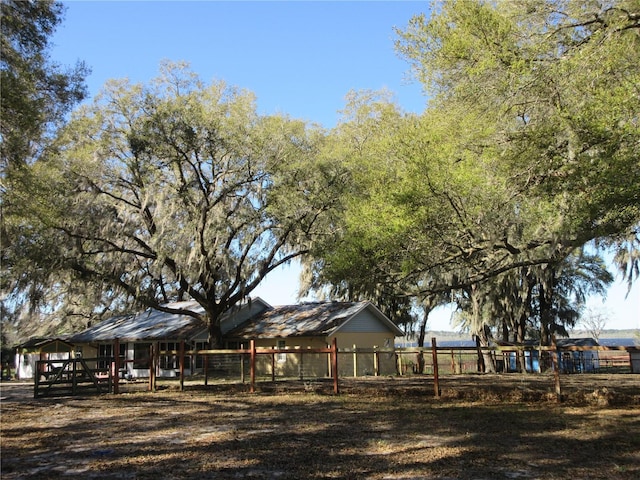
[1,374,639,479]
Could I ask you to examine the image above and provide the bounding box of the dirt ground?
[1,374,639,479]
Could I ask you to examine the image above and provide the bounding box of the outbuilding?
[14,338,75,380]
[225,301,404,377]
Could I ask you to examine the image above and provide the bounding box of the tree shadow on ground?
[1,376,639,479]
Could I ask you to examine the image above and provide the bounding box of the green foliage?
[0,0,89,167]
[1,0,91,345]
[308,0,639,344]
[396,0,640,248]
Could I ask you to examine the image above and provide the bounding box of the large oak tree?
[7,63,346,345]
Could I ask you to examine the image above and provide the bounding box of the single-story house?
[67,298,404,379]
[225,301,404,377]
[68,298,271,379]
[14,338,75,380]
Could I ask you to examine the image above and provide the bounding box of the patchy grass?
[1,374,639,479]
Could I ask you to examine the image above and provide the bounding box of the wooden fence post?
[113,338,120,395]
[332,338,339,395]
[431,337,441,398]
[373,346,379,377]
[72,355,78,395]
[271,351,276,382]
[250,340,256,393]
[353,344,357,377]
[149,344,156,392]
[204,353,208,386]
[450,349,456,374]
[179,340,185,392]
[34,360,40,399]
[551,335,562,402]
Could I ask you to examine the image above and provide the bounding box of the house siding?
[253,337,329,378]
[15,351,72,380]
[330,332,396,376]
[338,310,391,334]
[239,330,398,378]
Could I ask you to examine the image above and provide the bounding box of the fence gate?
[34,357,113,398]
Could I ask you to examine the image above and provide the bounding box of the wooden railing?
[34,357,113,398]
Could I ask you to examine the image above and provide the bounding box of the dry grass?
[1,374,639,479]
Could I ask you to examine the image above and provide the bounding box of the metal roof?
[68,299,402,344]
[69,301,207,343]
[225,301,404,339]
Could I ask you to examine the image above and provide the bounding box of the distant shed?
[15,338,75,380]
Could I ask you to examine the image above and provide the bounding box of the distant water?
[399,338,637,348]
[438,340,475,347]
[598,338,638,347]
[399,340,475,348]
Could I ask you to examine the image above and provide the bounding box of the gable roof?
[225,301,404,339]
[17,337,75,353]
[557,338,600,348]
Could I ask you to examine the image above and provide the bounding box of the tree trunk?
[208,318,223,349]
[469,285,495,373]
[475,334,485,373]
[417,316,427,348]
[517,312,528,373]
[476,325,496,373]
[416,301,437,373]
[539,280,556,371]
[416,318,427,373]
[416,314,427,373]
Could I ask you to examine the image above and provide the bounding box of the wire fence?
[31,341,639,397]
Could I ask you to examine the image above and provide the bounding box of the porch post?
[450,349,456,374]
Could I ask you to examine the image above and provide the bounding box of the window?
[277,340,286,363]
[133,343,151,369]
[98,344,113,369]
[159,342,178,370]
[194,341,208,369]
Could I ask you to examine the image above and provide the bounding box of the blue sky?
[53,1,428,125]
[51,1,638,331]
